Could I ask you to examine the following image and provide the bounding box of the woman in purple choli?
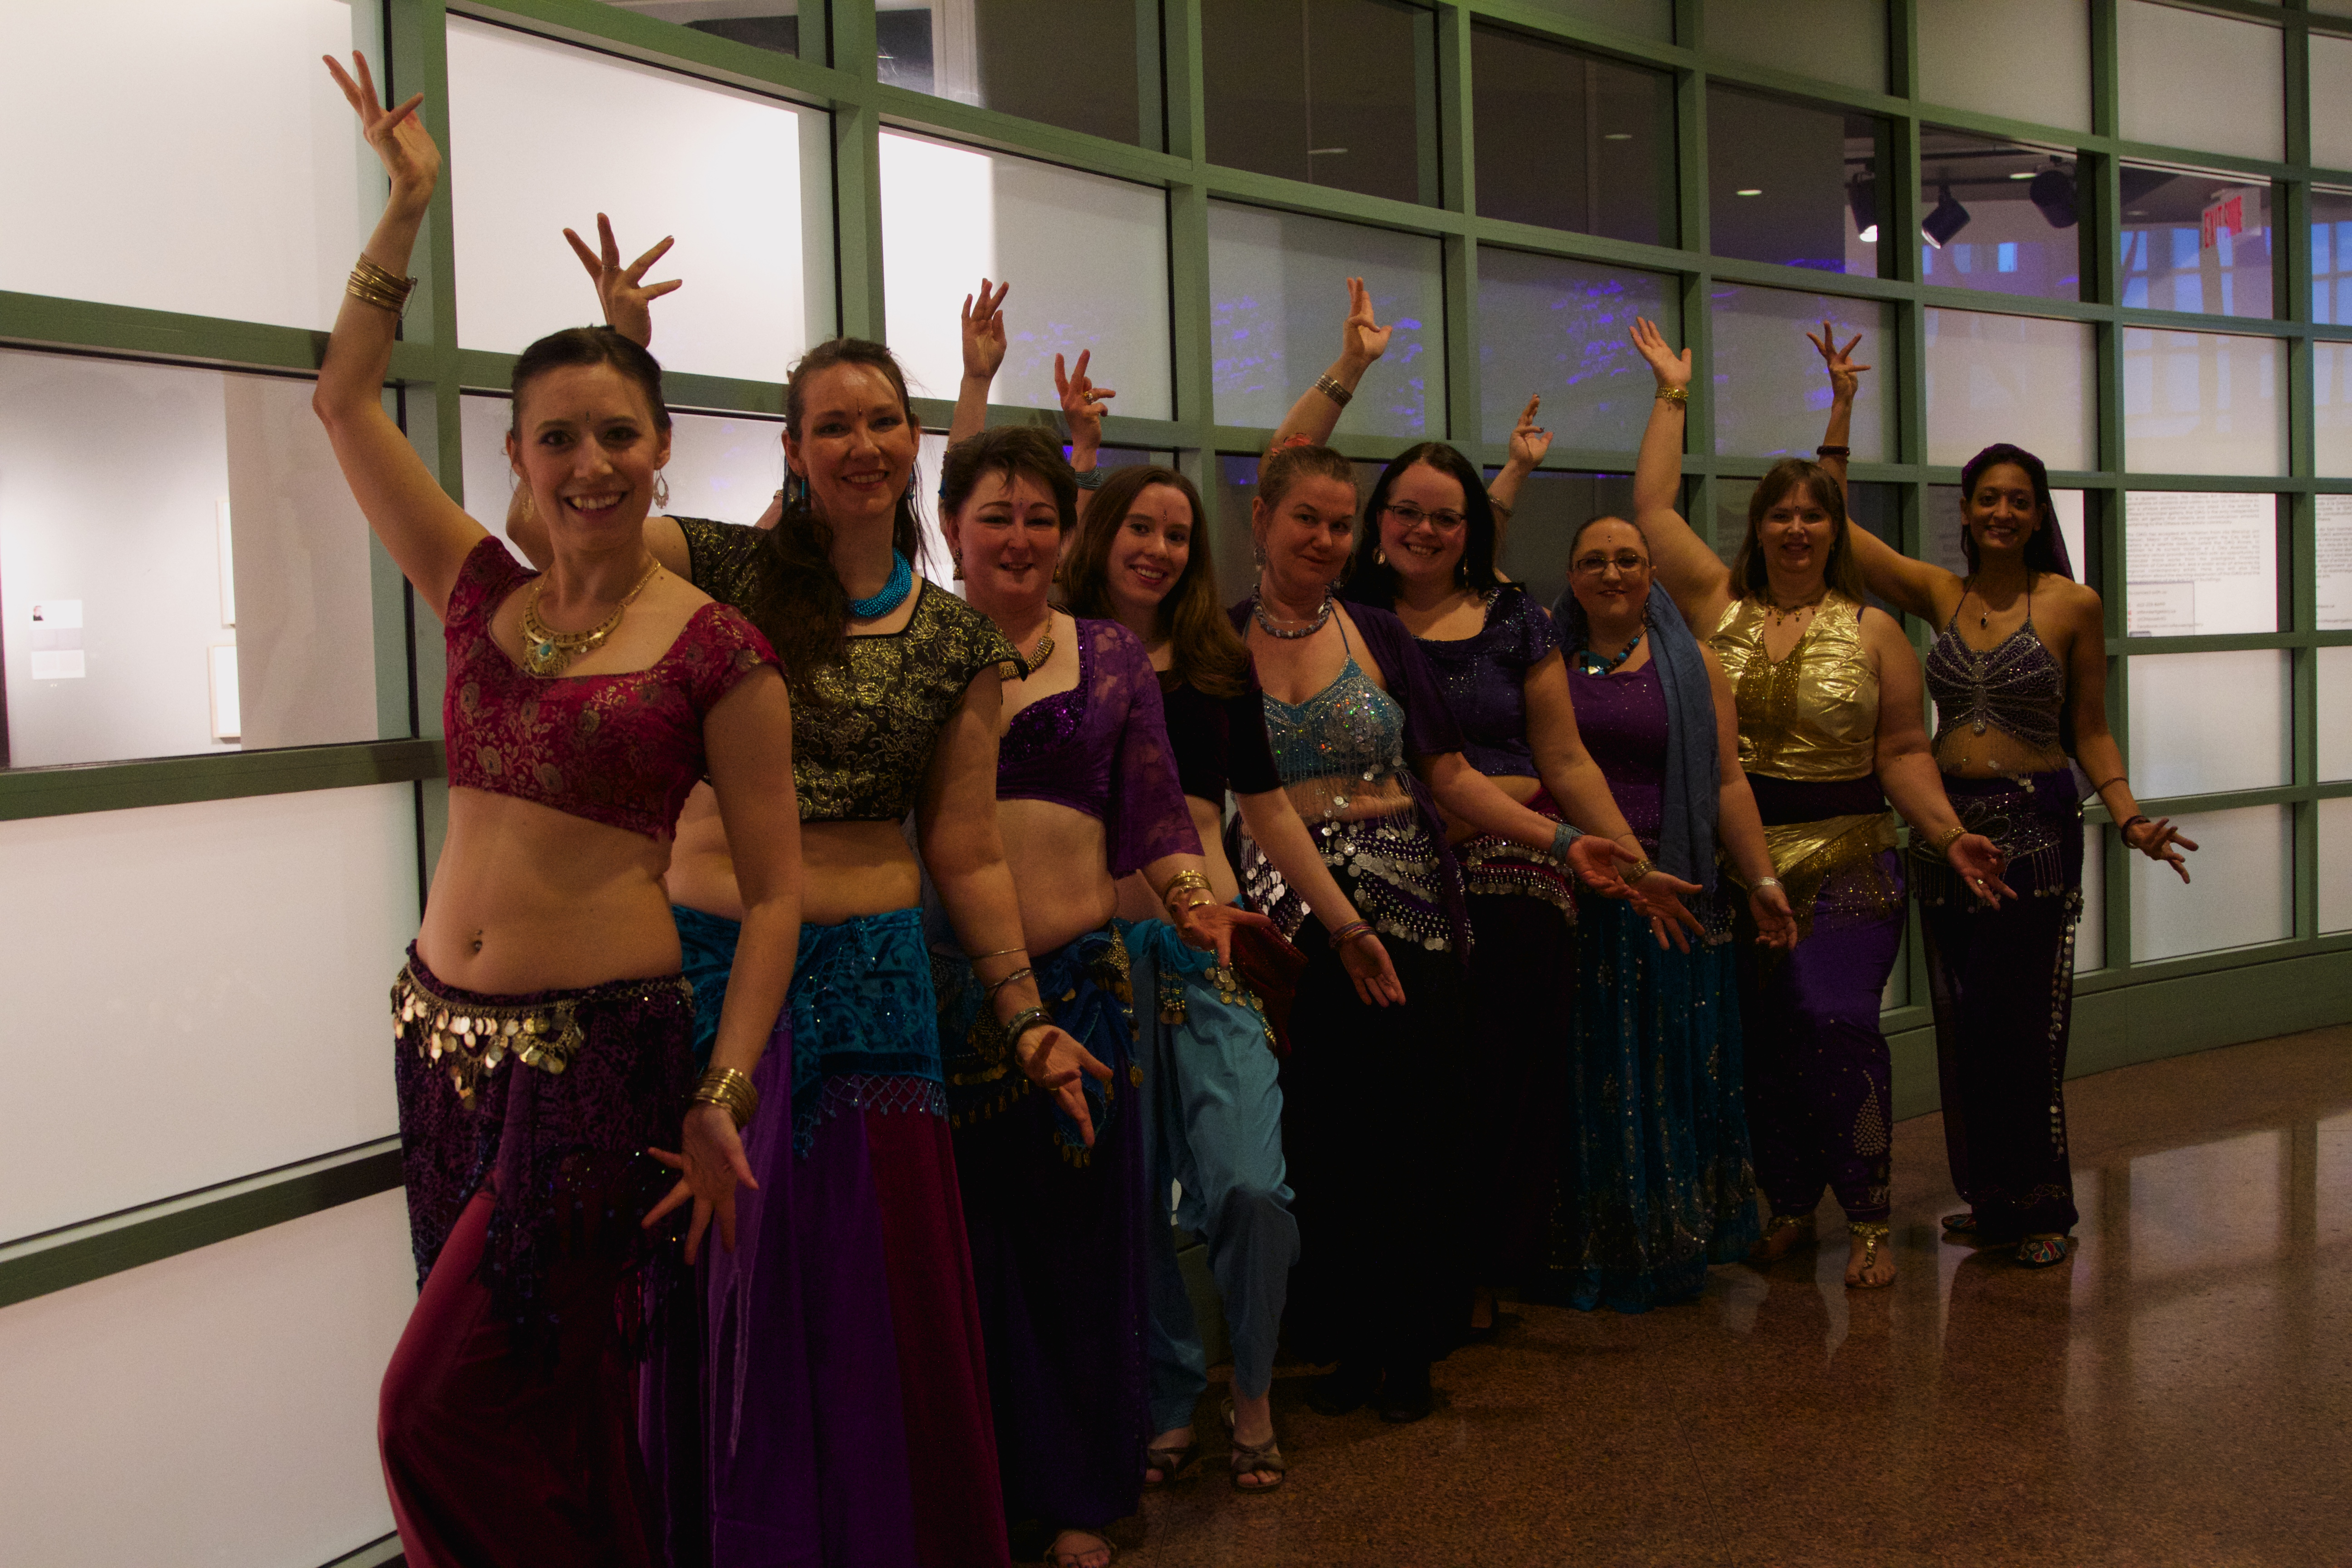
[932,426,1273,1568]
[1807,328,2198,1269]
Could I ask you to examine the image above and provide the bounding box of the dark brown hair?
[937,425,1078,535]
[1062,466,1253,700]
[754,338,926,685]
[509,326,672,436]
[1342,442,1499,608]
[1960,442,2074,579]
[1728,458,1869,604]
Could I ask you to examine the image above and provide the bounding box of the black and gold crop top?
[677,517,1020,822]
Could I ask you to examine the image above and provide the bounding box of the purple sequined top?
[997,616,1201,877]
[1924,590,2066,755]
[1412,585,1563,779]
[1568,658,1669,852]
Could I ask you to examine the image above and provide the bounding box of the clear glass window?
[2119,165,2273,319]
[2121,328,2284,477]
[1207,203,1446,439]
[606,1,805,57]
[1470,27,1675,247]
[1704,0,1885,93]
[2310,190,2352,324]
[1917,0,2091,132]
[0,351,384,770]
[2128,804,2291,962]
[1475,250,1678,458]
[0,0,363,331]
[854,0,1145,145]
[881,130,1173,420]
[2122,492,2276,636]
[1707,285,1893,461]
[2127,649,2290,796]
[1706,86,1886,278]
[1922,309,2095,470]
[1201,0,1436,206]
[446,17,833,385]
[1916,131,2083,302]
[2116,1,2283,164]
[2318,495,2352,630]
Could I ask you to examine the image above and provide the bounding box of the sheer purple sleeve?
[1351,604,1467,759]
[1095,621,1204,877]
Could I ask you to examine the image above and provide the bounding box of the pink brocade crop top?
[441,535,779,840]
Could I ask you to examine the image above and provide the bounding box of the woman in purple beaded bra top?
[934,425,1274,1568]
[1338,441,1712,1332]
[314,63,799,1568]
[1808,327,2197,1270]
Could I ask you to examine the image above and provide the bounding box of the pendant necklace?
[1766,588,1825,627]
[1251,589,1335,640]
[1576,626,1645,676]
[520,556,662,676]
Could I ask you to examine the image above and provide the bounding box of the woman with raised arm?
[1061,458,1402,1495]
[1553,512,1798,1310]
[314,60,798,1568]
[933,426,1272,1568]
[1623,316,2013,1290]
[519,232,1114,1568]
[1229,443,1647,1421]
[1336,441,1707,1330]
[1805,327,2196,1269]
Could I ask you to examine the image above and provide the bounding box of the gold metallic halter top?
[1708,592,1879,782]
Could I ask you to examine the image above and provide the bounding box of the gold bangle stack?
[347,255,417,316]
[1624,858,1656,884]
[1161,868,1215,916]
[1313,372,1353,408]
[692,1066,760,1130]
[1654,386,1689,405]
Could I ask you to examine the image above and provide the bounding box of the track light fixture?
[2029,167,2078,229]
[1921,182,1971,248]
[1847,176,1879,245]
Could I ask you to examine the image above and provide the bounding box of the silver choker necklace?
[1251,589,1335,640]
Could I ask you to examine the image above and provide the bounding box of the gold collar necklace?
[520,556,662,676]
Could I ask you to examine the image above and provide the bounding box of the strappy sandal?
[1845,1221,1895,1289]
[1748,1210,1817,1267]
[2016,1233,2071,1269]
[1223,1398,1287,1494]
[1044,1529,1115,1568]
[1142,1434,1200,1488]
[1941,1210,1977,1235]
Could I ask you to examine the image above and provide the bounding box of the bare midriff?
[1934,727,2070,780]
[1282,772,1416,827]
[668,783,917,929]
[417,788,683,994]
[998,796,1118,955]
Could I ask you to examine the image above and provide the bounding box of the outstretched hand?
[1055,350,1115,453]
[1748,881,1798,949]
[1947,833,2017,907]
[323,53,437,201]
[564,214,679,348]
[1014,1022,1116,1147]
[1806,320,1872,403]
[2125,816,2198,883]
[962,279,1009,382]
[643,1103,758,1266]
[1506,395,1553,471]
[1629,317,1691,391]
[1171,898,1280,968]
[1337,927,1406,1006]
[1341,275,1392,368]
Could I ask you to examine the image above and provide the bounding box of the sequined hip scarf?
[936,923,1136,1159]
[1240,806,1456,954]
[392,956,690,1109]
[1455,786,1579,918]
[1912,769,2082,911]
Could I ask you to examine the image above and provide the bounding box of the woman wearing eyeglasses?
[1337,442,1706,1330]
[1553,515,1795,1310]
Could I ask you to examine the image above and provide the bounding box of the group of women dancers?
[318,55,2200,1568]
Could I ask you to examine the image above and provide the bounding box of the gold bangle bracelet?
[692,1066,760,1130]
[1654,386,1689,405]
[1932,823,1968,853]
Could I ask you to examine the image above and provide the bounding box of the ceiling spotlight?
[2009,170,2035,180]
[1921,182,1971,248]
[1736,187,1763,196]
[1604,132,1633,141]
[1847,176,1879,244]
[2029,168,2078,229]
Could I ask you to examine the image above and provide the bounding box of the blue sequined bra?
[1260,641,1411,818]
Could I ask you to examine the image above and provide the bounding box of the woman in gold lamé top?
[1624,318,2011,1290]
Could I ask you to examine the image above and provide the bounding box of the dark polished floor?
[1123,1026,2352,1567]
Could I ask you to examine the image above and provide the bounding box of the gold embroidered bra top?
[677,517,1019,822]
[1709,592,1879,782]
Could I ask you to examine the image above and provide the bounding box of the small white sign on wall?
[29,599,84,680]
[208,643,240,742]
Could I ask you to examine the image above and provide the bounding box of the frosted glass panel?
[2128,805,2290,962]
[2322,798,2352,933]
[446,17,830,384]
[1207,203,1446,439]
[1918,0,2090,132]
[2127,650,2289,798]
[2077,830,2106,973]
[2117,2,2283,162]
[461,395,786,554]
[0,0,362,331]
[1922,310,2093,469]
[2319,647,2352,781]
[1704,0,1884,92]
[0,786,414,1240]
[2318,495,2352,629]
[0,351,382,769]
[1476,251,1675,456]
[881,131,1172,418]
[2318,343,2352,480]
[2313,35,2352,172]
[0,1192,410,1567]
[2123,492,2277,637]
[1709,286,1891,461]
[2122,329,2283,477]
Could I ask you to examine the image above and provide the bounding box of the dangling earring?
[516,486,534,520]
[653,472,670,510]
[1455,558,1469,588]
[783,471,809,509]
[952,551,965,581]
[906,465,921,500]
[1251,541,1268,569]
[1375,546,1388,567]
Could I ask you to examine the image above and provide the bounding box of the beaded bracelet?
[1548,821,1584,864]
[1327,918,1375,946]
[1002,1005,1055,1052]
